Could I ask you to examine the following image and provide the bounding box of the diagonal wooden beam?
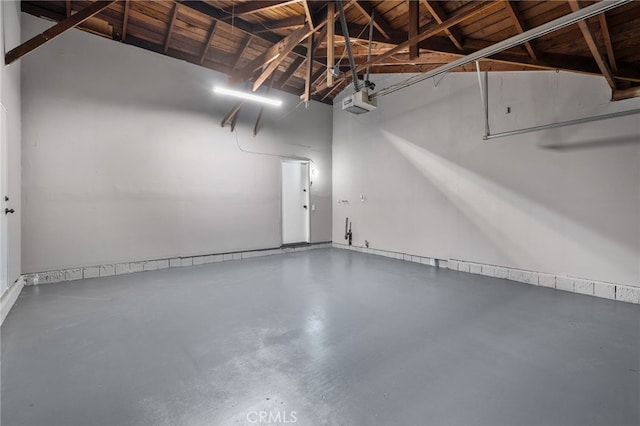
[420,0,464,51]
[303,35,314,102]
[6,0,117,64]
[504,1,537,60]
[366,1,497,70]
[568,0,616,90]
[199,21,218,64]
[122,0,130,41]
[230,108,241,132]
[598,13,617,73]
[221,102,243,128]
[314,0,499,94]
[352,1,392,40]
[250,26,312,91]
[226,0,301,17]
[611,85,640,101]
[276,57,305,89]
[302,0,315,30]
[253,78,276,137]
[254,16,306,33]
[230,36,253,72]
[164,3,179,54]
[409,0,420,59]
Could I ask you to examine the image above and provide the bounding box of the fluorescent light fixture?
[213,86,282,107]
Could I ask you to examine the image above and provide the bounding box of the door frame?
[280,159,311,246]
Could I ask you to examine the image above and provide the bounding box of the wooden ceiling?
[15,0,640,105]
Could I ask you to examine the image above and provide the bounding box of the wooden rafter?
[409,1,419,59]
[352,1,392,40]
[226,0,300,17]
[276,57,305,89]
[230,36,253,72]
[302,0,315,30]
[253,77,276,137]
[66,0,71,17]
[568,0,616,90]
[250,26,311,91]
[6,0,117,65]
[254,16,306,33]
[611,85,640,101]
[315,0,499,94]
[164,3,179,54]
[303,35,313,102]
[221,102,243,128]
[230,26,311,87]
[199,21,218,65]
[598,13,617,73]
[121,0,130,41]
[420,0,464,51]
[504,1,537,60]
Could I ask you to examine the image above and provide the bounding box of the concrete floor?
[2,249,639,426]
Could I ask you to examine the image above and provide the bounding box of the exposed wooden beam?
[221,102,243,128]
[253,78,276,137]
[504,1,537,60]
[164,3,179,54]
[611,85,640,101]
[598,13,617,73]
[179,0,334,75]
[6,0,116,65]
[250,26,312,91]
[230,108,241,132]
[303,35,313,102]
[66,0,71,17]
[366,1,497,69]
[254,16,306,33]
[230,36,253,72]
[276,57,305,88]
[327,1,335,87]
[420,0,464,51]
[315,0,499,94]
[568,0,616,90]
[302,0,315,30]
[199,21,217,65]
[409,0,420,59]
[352,1,392,40]
[121,0,130,41]
[227,0,300,17]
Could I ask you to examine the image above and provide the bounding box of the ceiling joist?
[6,0,117,65]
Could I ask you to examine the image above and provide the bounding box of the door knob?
[5,208,15,214]
[303,205,308,209]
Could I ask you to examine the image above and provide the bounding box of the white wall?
[333,71,640,287]
[1,0,21,294]
[21,14,332,273]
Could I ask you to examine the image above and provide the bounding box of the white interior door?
[281,161,310,245]
[1,105,8,295]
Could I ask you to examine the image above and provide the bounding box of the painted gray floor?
[2,248,639,426]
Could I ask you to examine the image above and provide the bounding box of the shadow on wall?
[382,130,635,278]
[541,135,640,151]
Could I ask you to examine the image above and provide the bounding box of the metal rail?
[485,107,640,140]
[370,0,632,100]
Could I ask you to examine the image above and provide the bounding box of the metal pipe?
[370,0,631,100]
[475,61,490,138]
[366,11,374,83]
[485,107,640,140]
[337,0,360,92]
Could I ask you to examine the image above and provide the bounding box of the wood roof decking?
[15,0,640,104]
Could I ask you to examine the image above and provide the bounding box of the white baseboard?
[22,242,332,286]
[1,276,25,326]
[332,242,640,305]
